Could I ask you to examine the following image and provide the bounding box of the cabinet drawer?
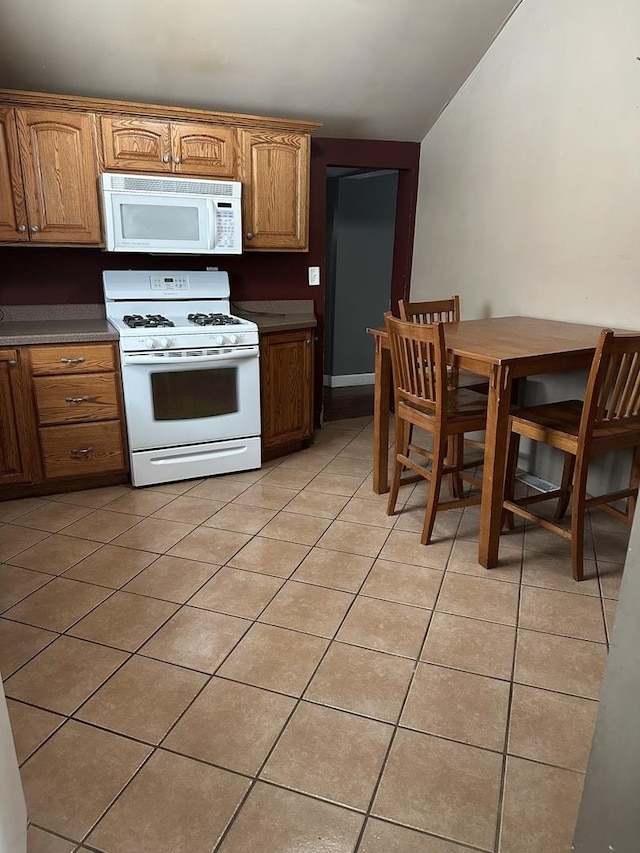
[30,344,116,375]
[39,421,125,479]
[34,374,119,425]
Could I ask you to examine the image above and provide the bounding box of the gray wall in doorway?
[326,170,398,379]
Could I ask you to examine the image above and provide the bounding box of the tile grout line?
[492,542,524,853]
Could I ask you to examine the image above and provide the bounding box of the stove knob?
[144,338,156,349]
[159,337,170,348]
[213,335,225,346]
[227,334,239,345]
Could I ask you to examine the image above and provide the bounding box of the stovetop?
[103,270,259,350]
[121,312,245,329]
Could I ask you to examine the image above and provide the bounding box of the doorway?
[307,137,420,428]
[323,167,399,420]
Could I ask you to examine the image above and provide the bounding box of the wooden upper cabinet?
[101,115,171,172]
[240,130,310,251]
[171,122,236,177]
[0,109,28,241]
[101,116,236,178]
[15,108,101,243]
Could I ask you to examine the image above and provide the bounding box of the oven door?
[121,346,260,451]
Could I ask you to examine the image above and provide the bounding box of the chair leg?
[420,431,447,545]
[570,456,589,582]
[503,432,520,531]
[447,435,464,499]
[627,444,640,525]
[554,452,576,519]
[387,415,408,516]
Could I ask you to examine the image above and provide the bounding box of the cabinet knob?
[162,154,170,163]
[30,225,39,233]
[17,224,26,233]
[173,156,181,164]
[60,356,86,365]
[1,358,17,366]
[65,395,90,404]
[246,232,254,240]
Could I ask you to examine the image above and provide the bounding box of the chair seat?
[512,400,640,450]
[400,388,488,430]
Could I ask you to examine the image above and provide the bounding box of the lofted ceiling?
[0,0,519,142]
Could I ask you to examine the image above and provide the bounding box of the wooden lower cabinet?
[260,328,314,458]
[40,421,125,479]
[0,341,128,498]
[0,348,33,485]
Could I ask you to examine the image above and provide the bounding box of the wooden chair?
[384,313,489,545]
[503,328,640,581]
[399,296,488,496]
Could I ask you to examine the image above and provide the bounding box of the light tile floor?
[0,417,626,853]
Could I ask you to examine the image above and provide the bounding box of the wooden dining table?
[368,315,636,569]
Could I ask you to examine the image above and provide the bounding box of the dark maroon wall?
[0,137,420,423]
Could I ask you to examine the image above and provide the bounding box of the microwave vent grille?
[106,174,237,197]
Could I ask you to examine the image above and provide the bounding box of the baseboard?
[323,373,375,388]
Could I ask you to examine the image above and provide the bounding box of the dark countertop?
[0,319,119,346]
[244,312,317,333]
[233,300,317,334]
[0,300,317,343]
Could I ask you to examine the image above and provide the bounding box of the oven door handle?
[123,347,259,366]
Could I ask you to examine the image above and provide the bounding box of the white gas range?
[103,269,261,487]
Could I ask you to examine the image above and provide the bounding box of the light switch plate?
[308,266,320,286]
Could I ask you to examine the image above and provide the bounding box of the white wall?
[411,0,640,490]
[411,0,640,326]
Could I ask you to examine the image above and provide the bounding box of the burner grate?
[188,313,243,327]
[123,314,175,329]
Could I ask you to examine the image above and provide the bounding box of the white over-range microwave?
[100,172,243,254]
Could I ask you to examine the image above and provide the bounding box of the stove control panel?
[124,330,258,352]
[149,275,189,292]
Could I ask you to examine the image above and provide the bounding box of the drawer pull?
[65,396,90,404]
[60,357,86,365]
[70,446,95,458]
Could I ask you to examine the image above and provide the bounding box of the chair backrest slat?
[619,352,640,417]
[624,358,640,416]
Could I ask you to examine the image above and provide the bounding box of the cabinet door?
[16,109,101,244]
[260,329,313,450]
[171,122,236,177]
[0,109,28,241]
[240,130,310,250]
[0,350,31,485]
[101,115,171,172]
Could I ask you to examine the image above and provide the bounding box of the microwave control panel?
[215,202,240,250]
